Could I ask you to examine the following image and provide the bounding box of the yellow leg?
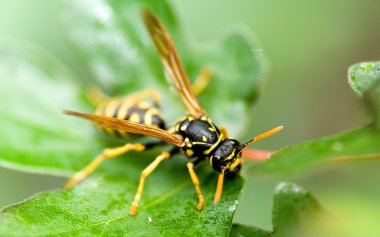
[213,170,225,204]
[87,88,161,107]
[187,162,205,210]
[192,68,212,95]
[63,143,145,189]
[129,151,171,216]
[124,89,161,105]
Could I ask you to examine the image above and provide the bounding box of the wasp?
[63,9,283,216]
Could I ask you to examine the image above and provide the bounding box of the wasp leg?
[219,125,229,138]
[86,87,111,107]
[192,68,212,95]
[87,88,161,107]
[124,89,161,106]
[129,151,171,216]
[187,162,205,210]
[213,170,225,204]
[63,143,146,189]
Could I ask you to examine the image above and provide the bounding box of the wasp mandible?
[63,9,283,216]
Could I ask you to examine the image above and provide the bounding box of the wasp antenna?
[239,126,283,153]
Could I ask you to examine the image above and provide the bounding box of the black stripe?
[125,106,147,123]
[112,102,122,118]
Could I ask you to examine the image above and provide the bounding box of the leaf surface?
[0,173,244,236]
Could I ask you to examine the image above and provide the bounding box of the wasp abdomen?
[175,116,221,158]
[95,98,165,138]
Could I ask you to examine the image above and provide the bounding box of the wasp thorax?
[210,139,242,176]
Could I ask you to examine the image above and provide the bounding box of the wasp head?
[210,139,242,178]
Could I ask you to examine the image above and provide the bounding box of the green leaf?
[348,61,380,126]
[61,0,267,135]
[0,41,99,175]
[0,173,244,236]
[271,183,327,237]
[230,183,329,237]
[248,60,380,175]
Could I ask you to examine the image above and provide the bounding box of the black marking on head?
[210,139,241,173]
[226,158,242,178]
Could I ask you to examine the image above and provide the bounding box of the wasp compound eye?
[211,154,223,172]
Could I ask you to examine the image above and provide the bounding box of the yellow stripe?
[203,134,224,155]
[225,149,236,161]
[116,100,131,120]
[129,112,140,123]
[143,107,162,128]
[115,100,133,137]
[206,117,218,135]
[229,158,241,172]
[104,100,120,136]
[209,156,213,166]
[144,109,153,126]
[104,100,119,117]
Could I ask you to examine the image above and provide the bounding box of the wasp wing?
[142,9,205,118]
[64,110,185,147]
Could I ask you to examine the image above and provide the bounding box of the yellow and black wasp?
[63,9,283,216]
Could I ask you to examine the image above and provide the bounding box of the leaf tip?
[274,182,307,196]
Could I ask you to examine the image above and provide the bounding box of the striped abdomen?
[95,98,165,138]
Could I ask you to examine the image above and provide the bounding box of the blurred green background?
[1,0,380,234]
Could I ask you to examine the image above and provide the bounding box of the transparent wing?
[64,110,185,147]
[142,9,205,118]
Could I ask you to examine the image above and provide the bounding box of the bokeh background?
[1,0,380,234]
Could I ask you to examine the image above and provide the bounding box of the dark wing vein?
[142,9,205,118]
